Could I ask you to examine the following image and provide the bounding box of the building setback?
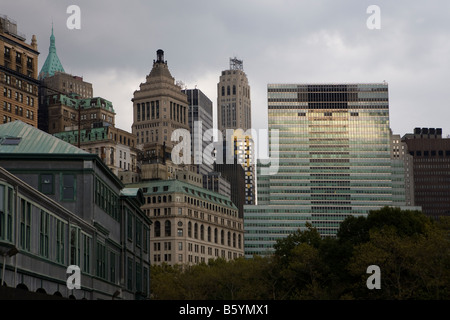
[403,127,450,218]
[0,120,151,299]
[0,15,39,127]
[244,83,416,257]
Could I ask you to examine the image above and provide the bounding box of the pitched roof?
[0,120,87,154]
[38,25,65,80]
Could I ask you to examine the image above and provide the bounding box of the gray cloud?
[3,0,450,136]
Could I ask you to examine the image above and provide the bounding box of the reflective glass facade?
[244,83,399,257]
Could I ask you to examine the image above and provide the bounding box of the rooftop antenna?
[230,57,243,71]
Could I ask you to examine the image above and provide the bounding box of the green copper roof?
[54,127,110,144]
[127,179,238,210]
[0,120,88,154]
[47,94,115,113]
[39,25,65,80]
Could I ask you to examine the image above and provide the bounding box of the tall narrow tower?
[217,57,251,133]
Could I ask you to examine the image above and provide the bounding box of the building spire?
[38,23,65,80]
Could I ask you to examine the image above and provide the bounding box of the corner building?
[127,179,244,266]
[244,83,399,257]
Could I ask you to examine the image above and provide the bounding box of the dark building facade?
[403,127,450,218]
[214,140,246,218]
[0,120,151,299]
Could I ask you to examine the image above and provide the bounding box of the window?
[61,174,76,201]
[136,219,142,247]
[96,242,106,279]
[127,210,133,240]
[20,199,31,251]
[40,210,49,257]
[165,220,171,237]
[70,226,80,265]
[82,234,91,273]
[154,221,161,237]
[110,252,116,283]
[177,228,183,236]
[56,220,65,264]
[40,174,54,194]
[143,226,149,253]
[143,267,149,295]
[136,262,142,293]
[127,257,133,290]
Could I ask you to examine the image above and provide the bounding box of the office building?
[132,49,190,149]
[217,57,251,133]
[0,15,39,127]
[403,127,450,218]
[37,26,93,132]
[244,83,406,257]
[126,179,244,267]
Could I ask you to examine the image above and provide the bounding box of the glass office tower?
[244,83,395,257]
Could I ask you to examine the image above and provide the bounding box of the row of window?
[3,101,34,119]
[126,209,150,253]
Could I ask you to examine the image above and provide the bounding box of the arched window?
[221,230,224,245]
[168,195,172,202]
[208,227,211,242]
[233,233,236,247]
[238,234,241,249]
[214,228,218,243]
[154,221,161,237]
[227,231,231,246]
[222,86,225,96]
[152,196,156,203]
[232,85,236,95]
[163,196,167,203]
[227,86,230,95]
[165,220,171,237]
[194,223,198,239]
[200,225,204,240]
[188,221,192,237]
[158,196,161,203]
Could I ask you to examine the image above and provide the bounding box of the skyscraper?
[244,83,402,257]
[132,49,190,149]
[217,57,255,205]
[182,88,214,175]
[217,57,251,133]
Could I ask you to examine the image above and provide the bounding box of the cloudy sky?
[3,0,450,136]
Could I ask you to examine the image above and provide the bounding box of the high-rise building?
[38,26,93,132]
[132,49,190,149]
[182,88,214,176]
[402,127,450,218]
[244,83,406,257]
[217,57,255,205]
[217,57,251,133]
[0,15,39,127]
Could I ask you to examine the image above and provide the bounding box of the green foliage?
[150,208,450,300]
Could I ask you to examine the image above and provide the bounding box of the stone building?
[0,15,39,127]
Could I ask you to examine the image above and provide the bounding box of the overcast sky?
[3,0,450,137]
